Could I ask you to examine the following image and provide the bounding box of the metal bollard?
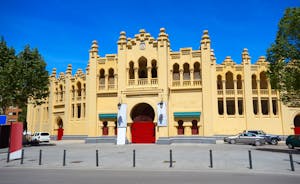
[96,150,99,167]
[248,150,252,169]
[20,149,24,164]
[289,152,295,171]
[133,149,136,167]
[39,150,42,165]
[209,149,213,168]
[6,149,10,163]
[169,149,173,168]
[63,150,66,166]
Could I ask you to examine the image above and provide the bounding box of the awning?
[99,113,117,119]
[173,112,201,118]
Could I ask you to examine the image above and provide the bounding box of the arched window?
[138,57,147,78]
[183,63,190,80]
[151,60,157,78]
[108,68,114,84]
[194,62,201,80]
[59,85,63,101]
[83,84,86,96]
[99,69,105,86]
[72,85,75,98]
[225,72,234,89]
[173,64,180,80]
[217,75,222,89]
[252,75,257,89]
[260,72,268,89]
[129,62,134,79]
[77,82,82,97]
[237,75,242,89]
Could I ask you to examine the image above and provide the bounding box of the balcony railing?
[217,90,223,95]
[260,89,269,95]
[171,80,202,88]
[225,89,235,95]
[127,78,158,87]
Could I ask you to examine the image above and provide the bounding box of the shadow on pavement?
[256,148,300,154]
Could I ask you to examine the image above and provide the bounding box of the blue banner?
[0,115,7,125]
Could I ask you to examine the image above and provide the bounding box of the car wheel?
[287,143,294,149]
[255,141,261,146]
[271,139,278,145]
[230,139,236,144]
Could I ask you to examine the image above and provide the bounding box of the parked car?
[245,130,281,145]
[31,132,50,144]
[224,132,265,146]
[286,135,300,149]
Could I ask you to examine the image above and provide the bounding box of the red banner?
[9,122,23,160]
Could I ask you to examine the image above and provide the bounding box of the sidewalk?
[0,140,299,175]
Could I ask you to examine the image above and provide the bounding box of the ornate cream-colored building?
[27,29,300,143]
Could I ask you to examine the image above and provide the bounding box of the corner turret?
[201,30,211,50]
[89,40,99,59]
[242,48,251,65]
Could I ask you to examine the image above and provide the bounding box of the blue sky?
[0,0,299,74]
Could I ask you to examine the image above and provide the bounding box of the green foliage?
[0,38,49,124]
[0,37,17,113]
[267,8,300,106]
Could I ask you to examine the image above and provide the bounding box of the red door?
[57,128,64,140]
[131,122,155,143]
[294,127,300,134]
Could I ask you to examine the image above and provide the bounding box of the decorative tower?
[200,30,215,136]
[86,40,99,136]
[117,31,127,101]
[242,48,253,129]
[157,28,170,137]
[64,64,72,133]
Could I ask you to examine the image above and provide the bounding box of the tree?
[267,8,300,107]
[0,38,49,127]
[0,37,16,114]
[14,45,49,107]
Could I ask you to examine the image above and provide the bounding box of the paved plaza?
[0,140,300,175]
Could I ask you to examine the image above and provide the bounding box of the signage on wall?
[0,115,7,125]
[157,102,167,127]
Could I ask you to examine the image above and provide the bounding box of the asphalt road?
[0,168,299,184]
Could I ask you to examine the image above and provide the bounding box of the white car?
[31,132,50,143]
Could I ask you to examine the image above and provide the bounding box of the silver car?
[224,132,265,146]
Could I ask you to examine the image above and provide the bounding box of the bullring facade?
[27,28,300,143]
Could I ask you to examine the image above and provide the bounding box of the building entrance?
[130,103,155,143]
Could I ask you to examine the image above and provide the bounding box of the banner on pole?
[9,122,23,160]
[116,127,126,145]
[117,104,127,128]
[117,104,127,145]
[157,102,167,127]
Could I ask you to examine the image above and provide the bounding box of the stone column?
[268,81,273,117]
[147,66,151,85]
[98,122,103,136]
[222,80,227,116]
[105,74,109,90]
[257,80,261,116]
[108,121,115,136]
[134,67,138,85]
[180,69,183,86]
[234,80,238,117]
[190,69,194,85]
